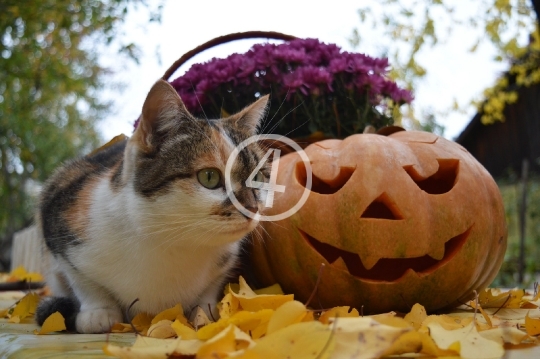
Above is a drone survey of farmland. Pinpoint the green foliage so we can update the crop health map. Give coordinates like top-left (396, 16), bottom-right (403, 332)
top-left (0, 0), bottom-right (159, 268)
top-left (351, 0), bottom-right (536, 127)
top-left (492, 175), bottom-right (540, 287)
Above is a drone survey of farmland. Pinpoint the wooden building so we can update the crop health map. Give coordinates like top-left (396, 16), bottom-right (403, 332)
top-left (455, 82), bottom-right (540, 178)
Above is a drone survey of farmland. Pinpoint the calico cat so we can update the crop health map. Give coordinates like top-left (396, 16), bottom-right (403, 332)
top-left (36, 79), bottom-right (269, 333)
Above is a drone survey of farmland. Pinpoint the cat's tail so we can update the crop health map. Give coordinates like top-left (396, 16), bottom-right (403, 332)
top-left (36, 297), bottom-right (79, 331)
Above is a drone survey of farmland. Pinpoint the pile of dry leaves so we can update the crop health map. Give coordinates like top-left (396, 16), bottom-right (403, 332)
top-left (2, 268), bottom-right (540, 359)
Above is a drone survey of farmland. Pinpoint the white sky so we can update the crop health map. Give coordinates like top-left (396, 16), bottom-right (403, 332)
top-left (98, 0), bottom-right (511, 141)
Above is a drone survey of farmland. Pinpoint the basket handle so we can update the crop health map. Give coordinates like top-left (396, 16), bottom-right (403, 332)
top-left (162, 31), bottom-right (297, 81)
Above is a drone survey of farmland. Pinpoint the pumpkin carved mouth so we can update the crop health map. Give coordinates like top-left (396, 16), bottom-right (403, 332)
top-left (301, 226), bottom-right (472, 282)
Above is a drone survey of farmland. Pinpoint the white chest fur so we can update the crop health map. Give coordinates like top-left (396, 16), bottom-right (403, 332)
top-left (68, 177), bottom-right (241, 315)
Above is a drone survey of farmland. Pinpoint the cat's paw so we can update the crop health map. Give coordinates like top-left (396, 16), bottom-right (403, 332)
top-left (75, 308), bottom-right (122, 333)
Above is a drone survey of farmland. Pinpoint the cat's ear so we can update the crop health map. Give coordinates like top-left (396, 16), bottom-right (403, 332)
top-left (133, 79), bottom-right (190, 152)
top-left (226, 95), bottom-right (269, 135)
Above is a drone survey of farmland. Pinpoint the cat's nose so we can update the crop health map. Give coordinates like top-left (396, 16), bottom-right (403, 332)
top-left (244, 206), bottom-right (258, 214)
top-left (241, 206), bottom-right (259, 220)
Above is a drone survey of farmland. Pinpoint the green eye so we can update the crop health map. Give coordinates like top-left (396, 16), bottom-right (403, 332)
top-left (197, 168), bottom-right (222, 189)
top-left (255, 170), bottom-right (265, 182)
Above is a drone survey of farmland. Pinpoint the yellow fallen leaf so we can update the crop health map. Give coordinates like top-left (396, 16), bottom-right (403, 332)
top-left (468, 300), bottom-right (493, 327)
top-left (483, 307), bottom-right (540, 326)
top-left (192, 306), bottom-right (212, 328)
top-left (266, 300), bottom-right (309, 335)
top-left (420, 314), bottom-right (472, 333)
top-left (104, 336), bottom-right (201, 358)
top-left (246, 321), bottom-right (333, 359)
top-left (404, 303), bottom-right (427, 330)
top-left (382, 329), bottom-right (459, 357)
top-left (505, 289), bottom-right (526, 308)
top-left (480, 326), bottom-right (528, 344)
top-left (147, 319), bottom-right (176, 338)
top-left (103, 336), bottom-right (177, 359)
top-left (9, 266), bottom-right (43, 282)
top-left (171, 319), bottom-right (198, 340)
top-left (133, 312), bottom-right (153, 328)
top-left (253, 283), bottom-right (285, 295)
top-left (197, 324), bottom-right (254, 358)
top-left (10, 292), bottom-right (39, 321)
top-left (418, 331), bottom-right (460, 357)
top-left (0, 308), bottom-right (9, 318)
top-left (151, 304), bottom-right (184, 325)
top-left (329, 317), bottom-right (410, 359)
top-left (382, 330), bottom-right (423, 356)
top-left (231, 276), bottom-right (294, 312)
top-left (112, 312), bottom-right (154, 334)
top-left (525, 312), bottom-right (540, 336)
top-left (9, 315), bottom-right (20, 324)
top-left (478, 288), bottom-right (511, 308)
top-left (428, 321), bottom-right (504, 359)
top-left (318, 306), bottom-right (359, 325)
top-left (34, 311), bottom-right (66, 334)
top-left (111, 323), bottom-right (134, 333)
top-left (219, 292), bottom-right (240, 319)
top-left (197, 309), bottom-right (273, 340)
top-left (372, 315), bottom-right (411, 329)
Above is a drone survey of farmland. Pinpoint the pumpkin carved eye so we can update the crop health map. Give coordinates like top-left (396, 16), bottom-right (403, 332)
top-left (295, 162), bottom-right (355, 194)
top-left (403, 159), bottom-right (459, 195)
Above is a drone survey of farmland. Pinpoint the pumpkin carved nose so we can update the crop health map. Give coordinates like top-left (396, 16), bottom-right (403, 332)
top-left (361, 192), bottom-right (403, 220)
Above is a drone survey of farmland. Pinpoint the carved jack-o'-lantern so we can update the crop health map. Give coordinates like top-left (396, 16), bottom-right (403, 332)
top-left (252, 130), bottom-right (507, 313)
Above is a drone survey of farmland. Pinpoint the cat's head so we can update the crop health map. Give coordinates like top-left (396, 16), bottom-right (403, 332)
top-left (122, 80), bottom-right (269, 245)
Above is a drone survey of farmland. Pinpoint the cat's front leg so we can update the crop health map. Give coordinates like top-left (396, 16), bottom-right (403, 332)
top-left (74, 286), bottom-right (122, 333)
top-left (63, 266), bottom-right (123, 333)
top-left (193, 282), bottom-right (222, 322)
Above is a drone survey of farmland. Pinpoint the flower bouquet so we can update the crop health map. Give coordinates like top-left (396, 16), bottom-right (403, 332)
top-left (167, 33), bottom-right (413, 141)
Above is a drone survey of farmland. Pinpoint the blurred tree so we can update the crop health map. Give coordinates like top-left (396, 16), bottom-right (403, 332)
top-left (0, 0), bottom-right (161, 270)
top-left (351, 0), bottom-right (538, 128)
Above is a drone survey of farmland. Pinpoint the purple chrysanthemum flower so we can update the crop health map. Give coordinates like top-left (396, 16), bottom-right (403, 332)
top-left (166, 38), bottom-right (413, 138)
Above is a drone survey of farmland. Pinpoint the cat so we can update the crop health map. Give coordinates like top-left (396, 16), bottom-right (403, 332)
top-left (36, 79), bottom-right (269, 333)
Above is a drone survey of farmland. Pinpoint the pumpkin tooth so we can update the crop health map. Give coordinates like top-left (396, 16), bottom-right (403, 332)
top-left (331, 256), bottom-right (349, 272)
top-left (427, 245), bottom-right (445, 261)
top-left (358, 253), bottom-right (380, 270)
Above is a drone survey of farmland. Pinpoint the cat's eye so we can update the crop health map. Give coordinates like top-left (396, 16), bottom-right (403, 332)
top-left (249, 170), bottom-right (267, 189)
top-left (255, 170), bottom-right (265, 184)
top-left (197, 168), bottom-right (222, 189)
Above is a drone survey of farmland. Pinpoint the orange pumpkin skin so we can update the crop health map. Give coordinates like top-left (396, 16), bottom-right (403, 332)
top-left (252, 131), bottom-right (507, 314)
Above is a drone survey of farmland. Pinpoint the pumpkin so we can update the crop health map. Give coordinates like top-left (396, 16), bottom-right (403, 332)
top-left (251, 130), bottom-right (507, 313)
